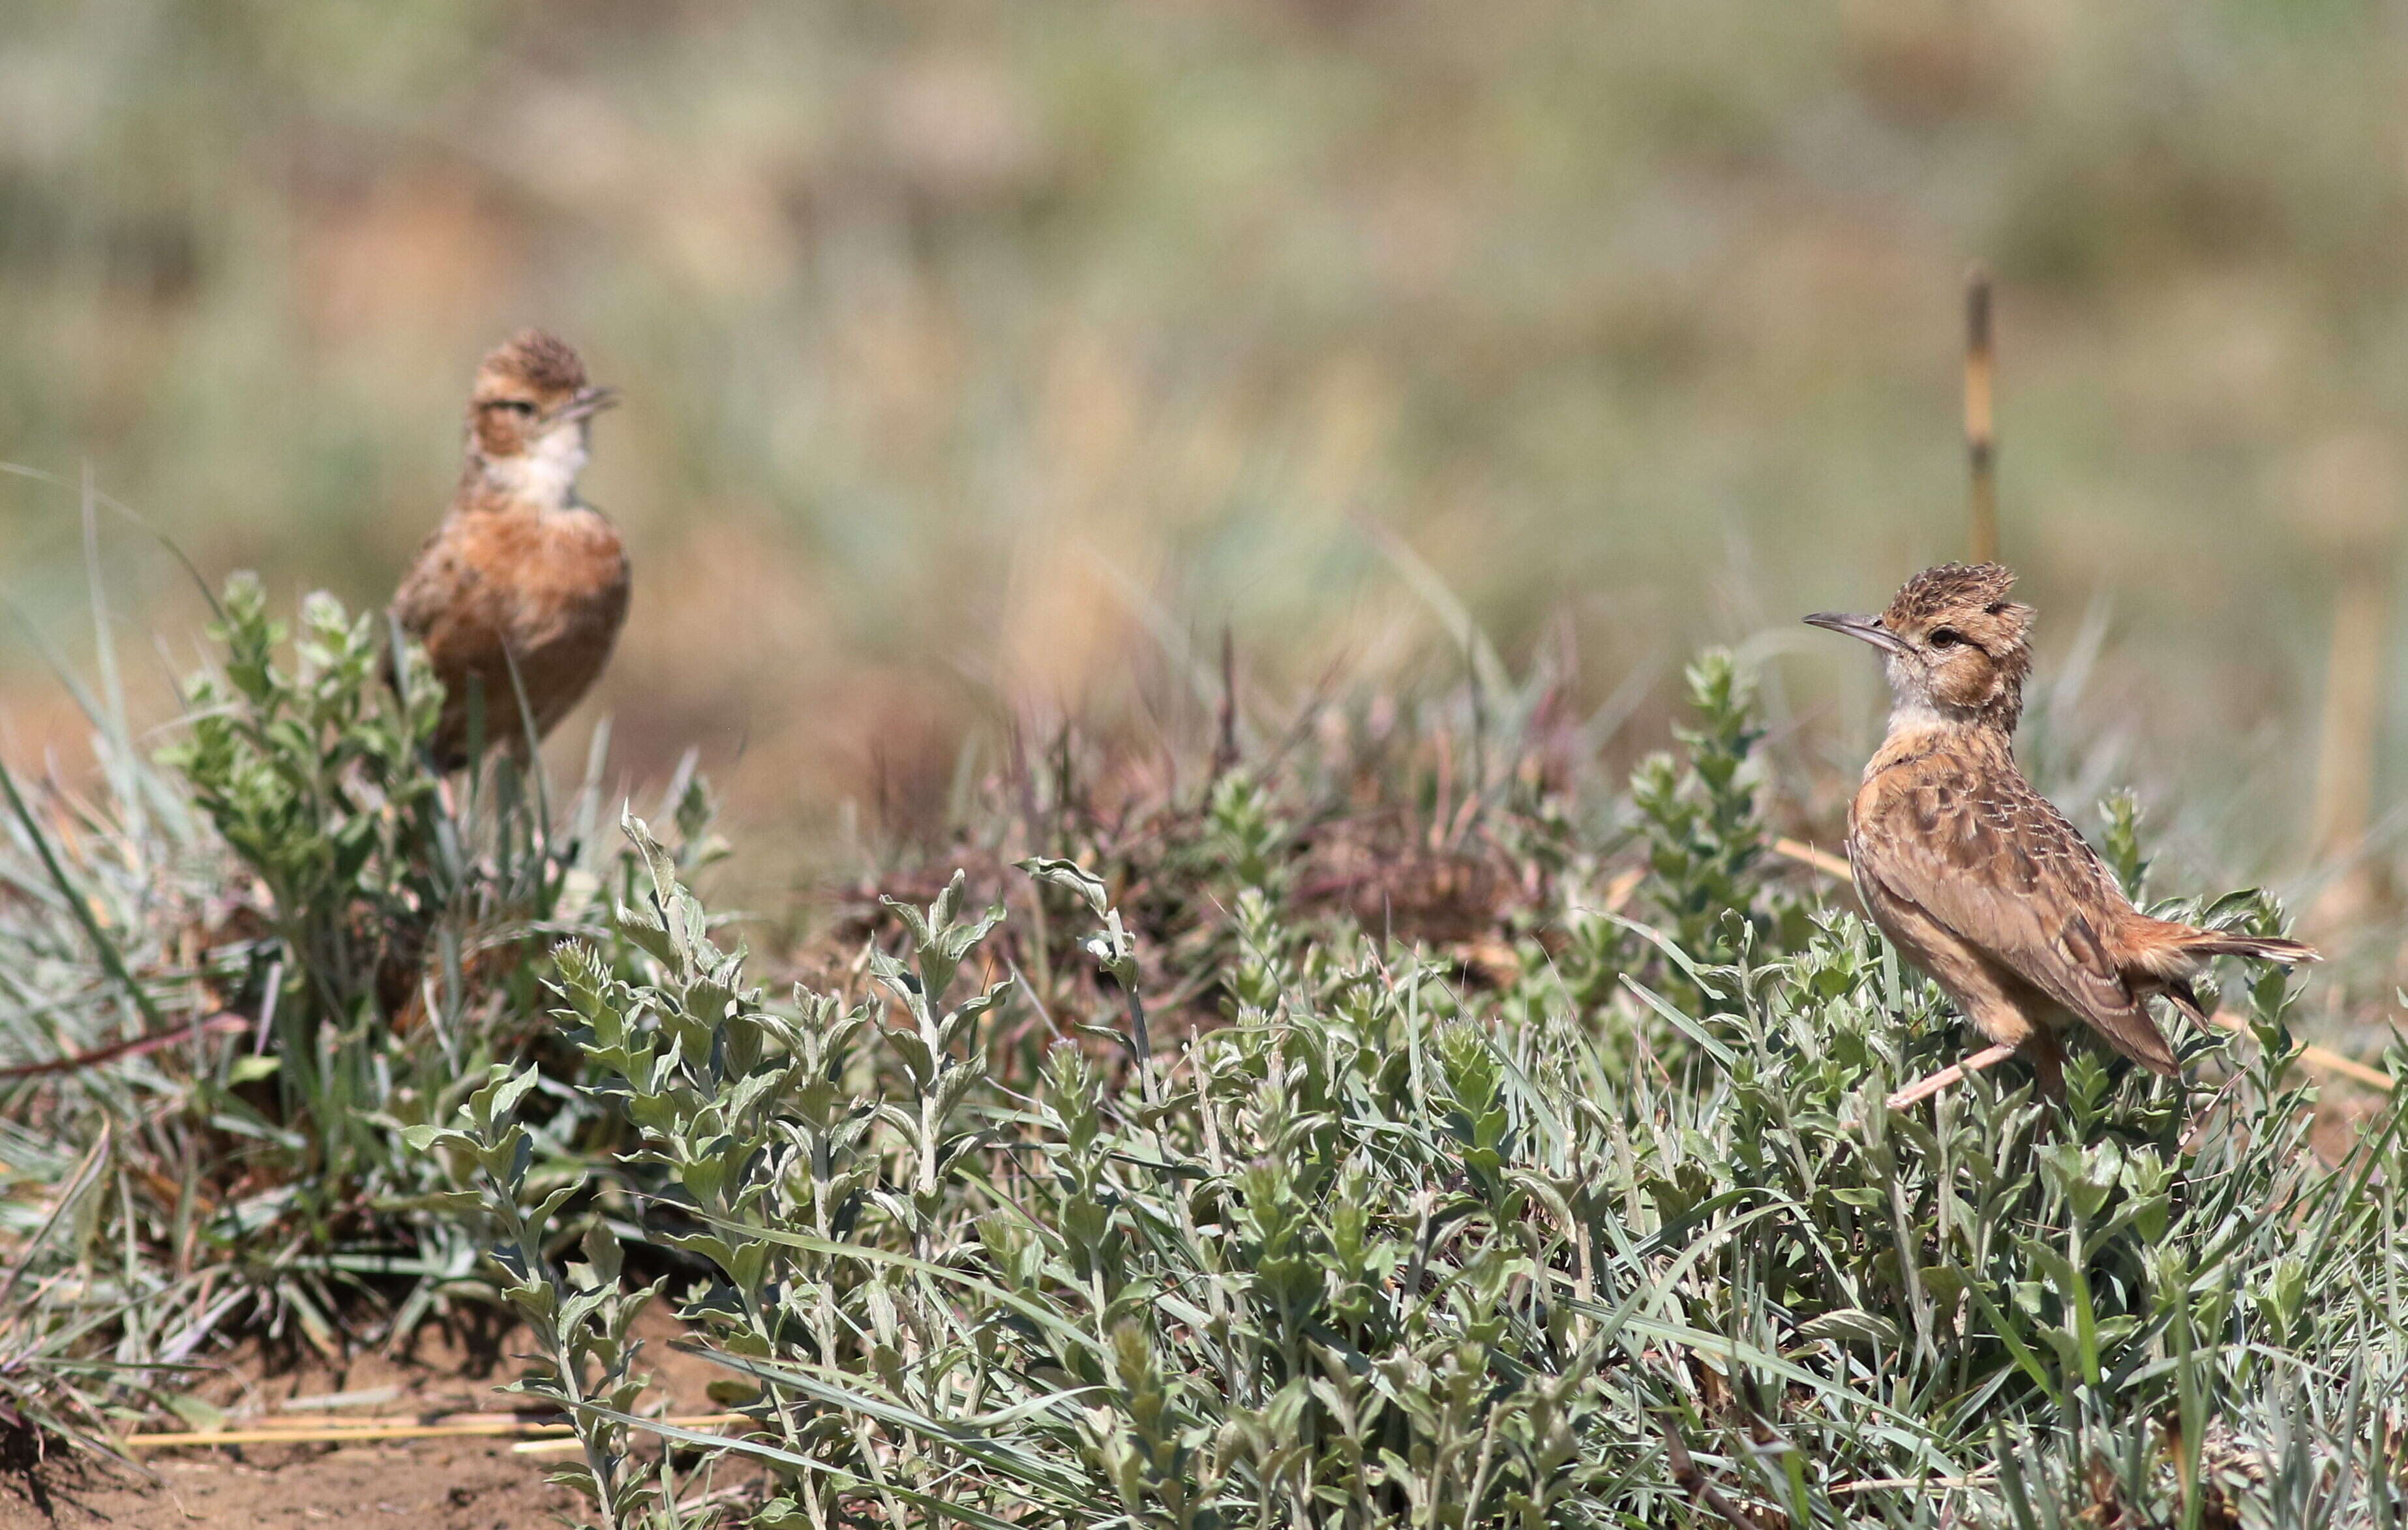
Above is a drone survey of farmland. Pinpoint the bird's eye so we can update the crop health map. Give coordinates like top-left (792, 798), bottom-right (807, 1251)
top-left (1929, 627), bottom-right (1963, 650)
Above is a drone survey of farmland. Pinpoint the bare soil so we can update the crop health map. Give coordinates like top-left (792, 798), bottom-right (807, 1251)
top-left (1, 1438), bottom-right (579, 1529)
top-left (0, 1305), bottom-right (738, 1530)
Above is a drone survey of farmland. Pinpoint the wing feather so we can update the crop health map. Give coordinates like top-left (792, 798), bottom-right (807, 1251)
top-left (1856, 758), bottom-right (2176, 1073)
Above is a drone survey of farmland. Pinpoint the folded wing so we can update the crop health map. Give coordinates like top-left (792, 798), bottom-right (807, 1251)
top-left (1856, 763), bottom-right (2176, 1074)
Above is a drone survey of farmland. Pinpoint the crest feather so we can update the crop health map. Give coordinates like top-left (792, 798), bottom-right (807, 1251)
top-left (1882, 562), bottom-right (2022, 631)
top-left (478, 330), bottom-right (588, 395)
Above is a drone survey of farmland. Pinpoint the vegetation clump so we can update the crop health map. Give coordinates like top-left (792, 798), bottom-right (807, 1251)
top-left (3, 585), bottom-right (2401, 1525)
top-left (415, 653), bottom-right (2406, 1528)
top-left (0, 578), bottom-right (712, 1448)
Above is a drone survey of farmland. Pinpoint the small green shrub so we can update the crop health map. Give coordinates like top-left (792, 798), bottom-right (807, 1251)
top-left (1629, 649), bottom-right (1781, 987)
top-left (409, 1066), bottom-right (712, 1530)
top-left (160, 572), bottom-right (447, 1026)
top-left (2, 573), bottom-right (719, 1370)
top-left (433, 655), bottom-right (2401, 1529)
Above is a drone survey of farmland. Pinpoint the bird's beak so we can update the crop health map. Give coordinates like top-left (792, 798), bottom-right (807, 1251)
top-left (1804, 610), bottom-right (1912, 657)
top-left (556, 385), bottom-right (620, 423)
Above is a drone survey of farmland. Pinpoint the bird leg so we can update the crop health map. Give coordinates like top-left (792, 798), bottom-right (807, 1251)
top-left (1886, 1043), bottom-right (2019, 1111)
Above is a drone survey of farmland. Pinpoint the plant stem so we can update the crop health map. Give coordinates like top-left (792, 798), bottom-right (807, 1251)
top-left (1118, 977), bottom-right (1158, 1106)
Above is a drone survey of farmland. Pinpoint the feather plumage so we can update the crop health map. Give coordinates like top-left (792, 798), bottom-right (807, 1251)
top-left (389, 331), bottom-right (629, 770)
top-left (1811, 563), bottom-right (2317, 1103)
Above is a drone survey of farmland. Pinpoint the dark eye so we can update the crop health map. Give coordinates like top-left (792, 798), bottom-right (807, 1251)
top-left (1929, 627), bottom-right (1963, 650)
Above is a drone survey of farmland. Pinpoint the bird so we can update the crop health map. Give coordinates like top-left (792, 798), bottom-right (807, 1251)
top-left (390, 329), bottom-right (629, 771)
top-left (1805, 562), bottom-right (2316, 1109)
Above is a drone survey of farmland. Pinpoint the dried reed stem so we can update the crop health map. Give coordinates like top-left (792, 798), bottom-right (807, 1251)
top-left (2202, 1008), bottom-right (2392, 1092)
top-left (1773, 836), bottom-right (1852, 881)
top-left (1965, 265), bottom-right (1998, 564)
top-left (0, 1013), bottom-right (247, 1081)
top-left (123, 1413), bottom-right (745, 1450)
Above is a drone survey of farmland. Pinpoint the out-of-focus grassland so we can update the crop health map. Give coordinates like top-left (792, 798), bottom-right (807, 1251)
top-left (5, 1), bottom-right (2408, 910)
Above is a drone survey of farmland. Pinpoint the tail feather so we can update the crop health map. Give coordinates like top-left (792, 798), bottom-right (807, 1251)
top-left (2123, 916), bottom-right (2319, 979)
top-left (2161, 978), bottom-right (2211, 1028)
top-left (2175, 931), bottom-right (2320, 965)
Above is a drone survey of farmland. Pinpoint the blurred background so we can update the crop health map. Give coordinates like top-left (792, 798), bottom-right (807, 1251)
top-left (7, 0), bottom-right (2408, 920)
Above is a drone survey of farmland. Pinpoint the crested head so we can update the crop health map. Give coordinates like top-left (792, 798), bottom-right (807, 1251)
top-left (479, 329), bottom-right (588, 395)
top-left (1806, 561), bottom-right (2037, 732)
top-left (461, 329), bottom-right (617, 505)
top-left (1880, 562), bottom-right (2024, 635)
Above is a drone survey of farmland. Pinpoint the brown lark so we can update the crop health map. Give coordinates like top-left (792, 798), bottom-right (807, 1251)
top-left (391, 330), bottom-right (629, 770)
top-left (1806, 563), bottom-right (2315, 1109)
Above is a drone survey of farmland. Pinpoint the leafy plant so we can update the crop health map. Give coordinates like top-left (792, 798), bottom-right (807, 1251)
top-left (1, 572), bottom-right (718, 1390)
top-left (159, 572), bottom-right (446, 1030)
top-left (1629, 648), bottom-right (1791, 1007)
top-left (140, 575), bottom-right (683, 1343)
top-left (408, 1067), bottom-right (710, 1530)
top-left (8, 559), bottom-right (2400, 1530)
top-left (436, 706), bottom-right (2399, 1526)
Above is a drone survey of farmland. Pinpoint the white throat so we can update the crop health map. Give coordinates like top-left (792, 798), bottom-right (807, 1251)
top-left (1882, 696), bottom-right (1961, 740)
top-left (1880, 651), bottom-right (1992, 738)
top-left (485, 424), bottom-right (588, 509)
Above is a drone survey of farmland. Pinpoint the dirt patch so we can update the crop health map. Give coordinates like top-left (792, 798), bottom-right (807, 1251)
top-left (0, 1304), bottom-right (741, 1529)
top-left (1, 1437), bottom-right (578, 1529)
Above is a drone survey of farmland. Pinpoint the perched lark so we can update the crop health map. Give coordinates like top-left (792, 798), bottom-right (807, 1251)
top-left (391, 330), bottom-right (628, 770)
top-left (1806, 563), bottom-right (2315, 1107)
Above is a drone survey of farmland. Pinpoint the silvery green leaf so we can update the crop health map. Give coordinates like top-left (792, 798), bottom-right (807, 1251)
top-left (1018, 856), bottom-right (1110, 918)
top-left (1791, 1308), bottom-right (1903, 1349)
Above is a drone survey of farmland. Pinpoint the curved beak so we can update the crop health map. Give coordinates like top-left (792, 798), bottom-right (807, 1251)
top-left (556, 384), bottom-right (620, 423)
top-left (1804, 610), bottom-right (1912, 657)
